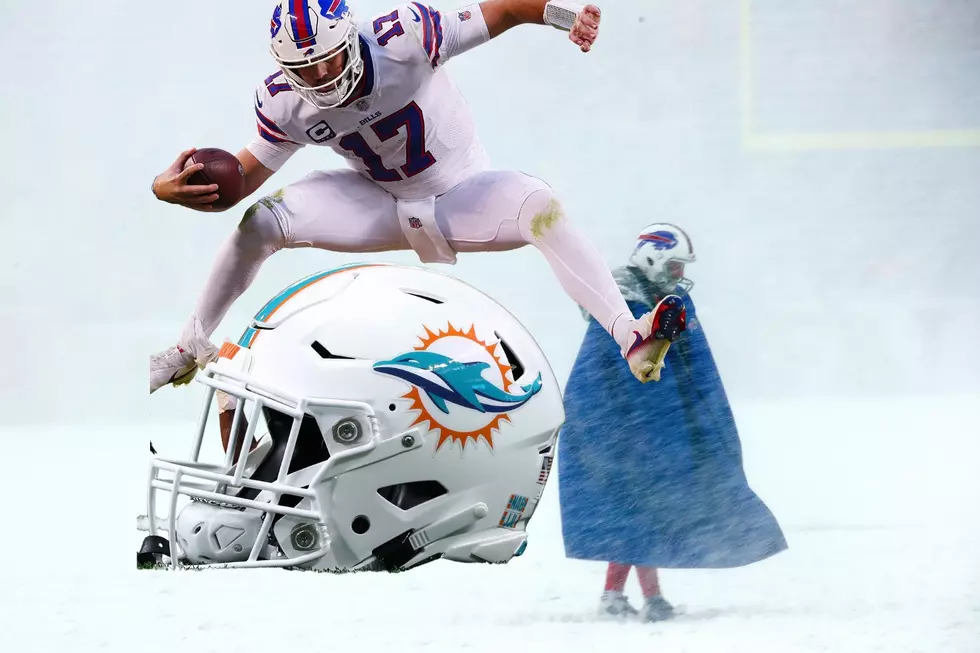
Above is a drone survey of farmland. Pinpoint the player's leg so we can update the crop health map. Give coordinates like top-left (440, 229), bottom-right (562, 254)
top-left (150, 170), bottom-right (404, 393)
top-left (635, 566), bottom-right (675, 622)
top-left (599, 562), bottom-right (639, 617)
top-left (147, 199), bottom-right (287, 394)
top-left (435, 171), bottom-right (686, 383)
top-left (190, 169), bottom-right (406, 339)
top-left (435, 171), bottom-right (633, 334)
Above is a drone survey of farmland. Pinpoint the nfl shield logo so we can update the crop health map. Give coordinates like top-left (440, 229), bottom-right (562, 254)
top-left (458, 10), bottom-right (471, 21)
top-left (355, 99), bottom-right (371, 111)
top-left (408, 217), bottom-right (423, 229)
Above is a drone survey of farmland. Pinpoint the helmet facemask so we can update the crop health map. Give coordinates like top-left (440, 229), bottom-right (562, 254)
top-left (272, 16), bottom-right (363, 110)
top-left (145, 361), bottom-right (388, 570)
top-left (640, 255), bottom-right (694, 294)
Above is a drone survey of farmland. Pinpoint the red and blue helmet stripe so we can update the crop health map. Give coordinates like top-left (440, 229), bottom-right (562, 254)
top-left (288, 0), bottom-right (317, 48)
top-left (286, 0), bottom-right (352, 48)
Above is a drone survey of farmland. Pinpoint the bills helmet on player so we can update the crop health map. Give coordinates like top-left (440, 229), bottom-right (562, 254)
top-left (629, 223), bottom-right (697, 293)
top-left (269, 0), bottom-right (364, 109)
top-left (139, 264), bottom-right (564, 572)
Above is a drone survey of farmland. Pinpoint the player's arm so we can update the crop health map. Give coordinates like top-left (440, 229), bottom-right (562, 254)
top-left (404, 1), bottom-right (598, 68)
top-left (241, 90), bottom-right (305, 193)
top-left (152, 83), bottom-right (302, 212)
top-left (479, 0), bottom-right (600, 51)
top-left (218, 392), bottom-right (251, 465)
top-left (235, 148), bottom-right (277, 199)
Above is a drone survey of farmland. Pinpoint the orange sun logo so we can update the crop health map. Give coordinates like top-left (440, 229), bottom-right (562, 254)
top-left (408, 324), bottom-right (513, 451)
top-left (372, 323), bottom-right (546, 453)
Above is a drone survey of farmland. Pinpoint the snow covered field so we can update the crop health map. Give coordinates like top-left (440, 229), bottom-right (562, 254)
top-left (2, 396), bottom-right (977, 652)
top-left (3, 0), bottom-right (977, 650)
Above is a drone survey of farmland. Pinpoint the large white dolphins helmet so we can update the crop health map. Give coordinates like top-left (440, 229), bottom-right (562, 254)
top-left (629, 223), bottom-right (696, 293)
top-left (269, 0), bottom-right (364, 109)
top-left (141, 263), bottom-right (564, 572)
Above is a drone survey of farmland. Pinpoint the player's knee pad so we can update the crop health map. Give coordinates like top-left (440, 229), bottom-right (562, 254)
top-left (516, 184), bottom-right (568, 246)
top-left (237, 195), bottom-right (289, 251)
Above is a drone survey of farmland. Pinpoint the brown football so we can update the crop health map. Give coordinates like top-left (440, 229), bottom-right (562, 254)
top-left (184, 148), bottom-right (246, 209)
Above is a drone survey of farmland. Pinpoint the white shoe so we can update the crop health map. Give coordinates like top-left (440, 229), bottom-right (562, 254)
top-left (640, 595), bottom-right (676, 622)
top-left (622, 295), bottom-right (687, 383)
top-left (150, 317), bottom-right (218, 394)
top-left (598, 591), bottom-right (639, 618)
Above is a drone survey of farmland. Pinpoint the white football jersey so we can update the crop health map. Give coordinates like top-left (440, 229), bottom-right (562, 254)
top-left (247, 3), bottom-right (492, 200)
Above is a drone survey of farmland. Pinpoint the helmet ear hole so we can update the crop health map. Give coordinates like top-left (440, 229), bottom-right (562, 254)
top-left (494, 333), bottom-right (525, 381)
top-left (351, 516), bottom-right (371, 535)
top-left (646, 256), bottom-right (654, 266)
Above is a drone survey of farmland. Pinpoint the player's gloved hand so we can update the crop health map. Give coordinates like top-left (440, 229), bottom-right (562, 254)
top-left (570, 5), bottom-right (600, 53)
top-left (151, 148), bottom-right (221, 210)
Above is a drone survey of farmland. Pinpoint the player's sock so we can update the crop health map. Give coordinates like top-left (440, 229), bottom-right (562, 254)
top-left (186, 201), bottom-right (286, 339)
top-left (636, 566), bottom-right (661, 599)
top-left (609, 312), bottom-right (636, 351)
top-left (636, 567), bottom-right (675, 621)
top-left (516, 190), bottom-right (633, 345)
top-left (605, 562), bottom-right (631, 593)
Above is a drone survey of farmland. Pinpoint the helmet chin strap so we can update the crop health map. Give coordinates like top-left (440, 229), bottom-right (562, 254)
top-left (301, 77), bottom-right (353, 109)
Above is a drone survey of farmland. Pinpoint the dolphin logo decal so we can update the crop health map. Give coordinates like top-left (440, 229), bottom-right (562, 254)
top-left (373, 351), bottom-right (542, 415)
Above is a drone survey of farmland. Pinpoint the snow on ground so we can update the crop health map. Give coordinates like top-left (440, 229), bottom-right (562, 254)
top-left (2, 396), bottom-right (978, 652)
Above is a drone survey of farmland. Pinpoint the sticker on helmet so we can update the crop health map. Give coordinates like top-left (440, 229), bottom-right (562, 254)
top-left (498, 494), bottom-right (529, 529)
top-left (637, 231), bottom-right (679, 251)
top-left (373, 324), bottom-right (543, 452)
top-left (318, 0), bottom-right (349, 20)
top-left (270, 5), bottom-right (283, 38)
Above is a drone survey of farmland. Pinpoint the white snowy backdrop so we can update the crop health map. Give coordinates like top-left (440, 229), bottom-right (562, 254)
top-left (1, 1), bottom-right (978, 651)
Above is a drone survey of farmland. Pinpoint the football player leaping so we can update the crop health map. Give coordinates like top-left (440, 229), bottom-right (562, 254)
top-left (149, 0), bottom-right (686, 394)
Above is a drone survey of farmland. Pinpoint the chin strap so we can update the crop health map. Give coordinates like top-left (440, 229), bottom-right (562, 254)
top-left (372, 503), bottom-right (490, 570)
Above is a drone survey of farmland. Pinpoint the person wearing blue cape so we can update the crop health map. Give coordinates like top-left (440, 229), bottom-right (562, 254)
top-left (558, 223), bottom-right (788, 622)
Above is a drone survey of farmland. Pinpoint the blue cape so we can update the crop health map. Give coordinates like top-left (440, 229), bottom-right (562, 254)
top-left (558, 286), bottom-right (787, 568)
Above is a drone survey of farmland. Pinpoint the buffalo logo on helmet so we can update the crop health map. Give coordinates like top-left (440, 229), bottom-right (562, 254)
top-left (373, 324), bottom-right (542, 452)
top-left (318, 0), bottom-right (350, 19)
top-left (637, 230), bottom-right (679, 251)
top-left (270, 5), bottom-right (283, 37)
